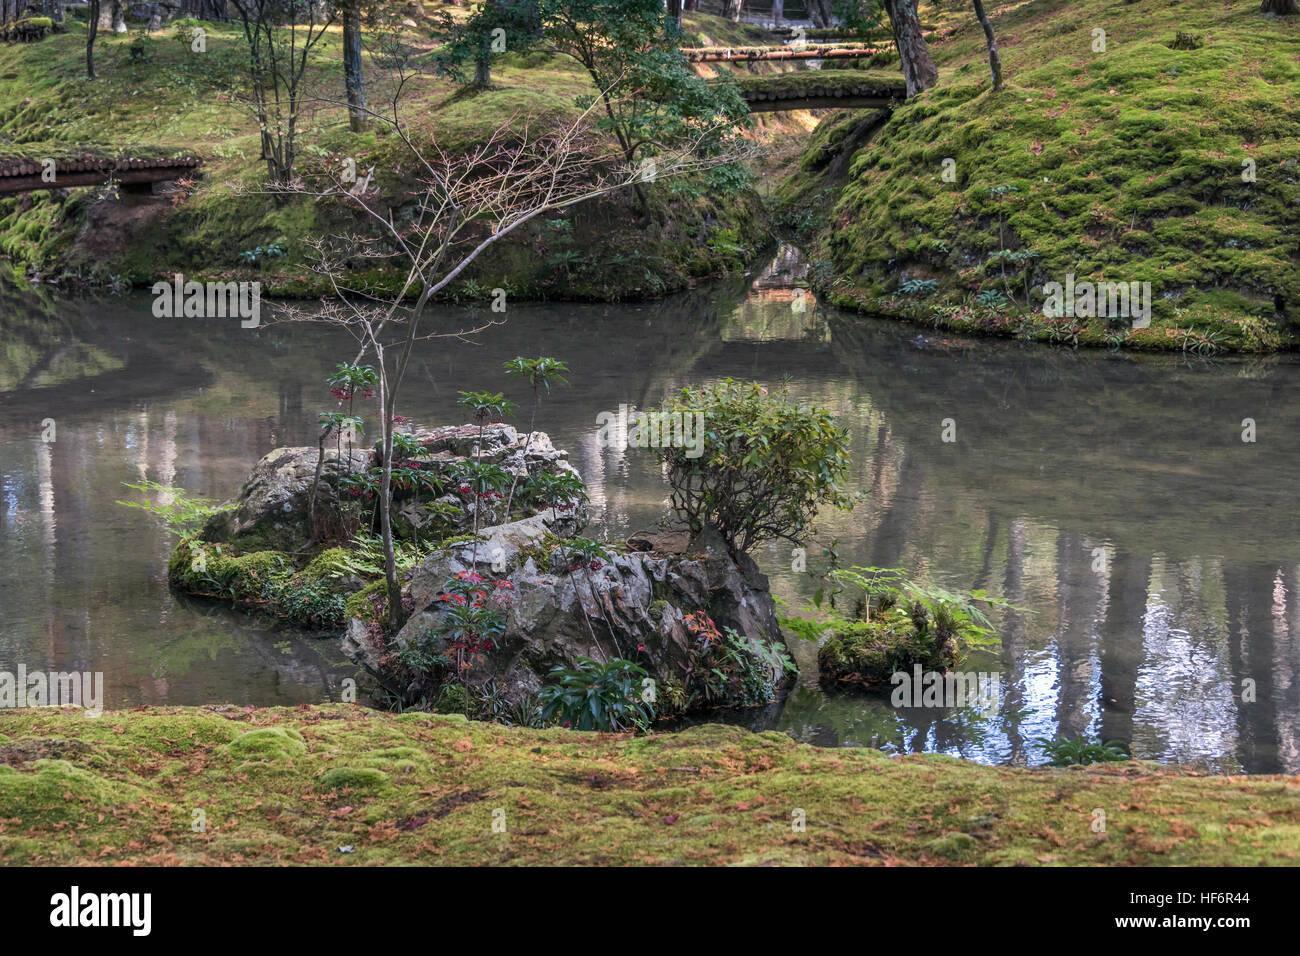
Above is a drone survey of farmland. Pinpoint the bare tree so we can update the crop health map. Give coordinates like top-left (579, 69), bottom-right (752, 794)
top-left (972, 0), bottom-right (1002, 91)
top-left (275, 63), bottom-right (741, 632)
top-left (230, 0), bottom-right (335, 186)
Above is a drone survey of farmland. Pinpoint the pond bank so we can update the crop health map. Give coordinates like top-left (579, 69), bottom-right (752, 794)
top-left (2, 704), bottom-right (1297, 865)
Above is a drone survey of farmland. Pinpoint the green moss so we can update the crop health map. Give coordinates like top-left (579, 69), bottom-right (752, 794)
top-left (816, 610), bottom-right (958, 684)
top-left (302, 547), bottom-right (351, 582)
top-left (0, 759), bottom-right (138, 826)
top-left (316, 767), bottom-right (389, 792)
top-left (925, 831), bottom-right (980, 862)
top-left (167, 539), bottom-right (289, 596)
top-left (0, 705), bottom-right (1297, 864)
top-left (786, 0), bottom-right (1300, 351)
top-left (222, 727), bottom-right (307, 761)
top-left (343, 580), bottom-right (387, 622)
top-left (0, 23), bottom-right (765, 301)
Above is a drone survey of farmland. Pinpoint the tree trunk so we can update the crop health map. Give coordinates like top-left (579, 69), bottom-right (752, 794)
top-left (181, 0), bottom-right (230, 20)
top-left (972, 0), bottom-right (1003, 91)
top-left (86, 0), bottom-right (100, 78)
top-left (1261, 0), bottom-right (1299, 13)
top-left (882, 0), bottom-right (937, 96)
top-left (806, 0), bottom-right (835, 28)
top-left (666, 0), bottom-right (682, 30)
top-left (723, 0), bottom-right (743, 22)
top-left (342, 1), bottom-right (368, 131)
top-left (771, 0), bottom-right (783, 27)
top-left (98, 0), bottom-right (124, 31)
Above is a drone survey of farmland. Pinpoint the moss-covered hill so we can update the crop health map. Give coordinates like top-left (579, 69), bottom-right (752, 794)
top-left (784, 0), bottom-right (1300, 352)
top-left (0, 12), bottom-right (765, 300)
top-left (1, 704), bottom-right (1298, 865)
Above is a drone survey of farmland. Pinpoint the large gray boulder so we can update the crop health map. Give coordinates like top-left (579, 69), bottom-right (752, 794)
top-left (342, 519), bottom-right (791, 714)
top-left (200, 445), bottom-right (371, 552)
top-left (199, 424), bottom-right (582, 553)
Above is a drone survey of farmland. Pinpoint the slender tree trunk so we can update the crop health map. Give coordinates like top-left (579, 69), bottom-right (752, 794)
top-left (1261, 0), bottom-right (1299, 14)
top-left (771, 0), bottom-right (783, 27)
top-left (806, 0), bottom-right (835, 28)
top-left (666, 0), bottom-right (682, 30)
top-left (882, 0), bottom-right (938, 96)
top-left (86, 0), bottom-right (100, 78)
top-left (342, 1), bottom-right (368, 131)
top-left (972, 0), bottom-right (1003, 91)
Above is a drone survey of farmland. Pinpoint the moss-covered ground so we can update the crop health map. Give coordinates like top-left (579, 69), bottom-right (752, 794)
top-left (782, 0), bottom-right (1300, 351)
top-left (0, 12), bottom-right (767, 299)
top-left (0, 704), bottom-right (1297, 865)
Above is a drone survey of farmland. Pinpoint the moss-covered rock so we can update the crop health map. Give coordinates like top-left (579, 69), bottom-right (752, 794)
top-left (167, 540), bottom-right (289, 596)
top-left (816, 609), bottom-right (962, 684)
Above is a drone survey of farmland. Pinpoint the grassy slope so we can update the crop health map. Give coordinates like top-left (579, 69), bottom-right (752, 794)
top-left (1, 705), bottom-right (1298, 865)
top-left (785, 0), bottom-right (1300, 351)
top-left (0, 13), bottom-right (765, 299)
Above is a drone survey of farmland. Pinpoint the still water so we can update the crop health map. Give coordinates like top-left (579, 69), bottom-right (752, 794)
top-left (2, 268), bottom-right (1298, 772)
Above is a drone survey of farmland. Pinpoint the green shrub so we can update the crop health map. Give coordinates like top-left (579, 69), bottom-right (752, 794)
top-left (1035, 737), bottom-right (1130, 766)
top-left (657, 380), bottom-right (852, 554)
top-left (537, 658), bottom-right (653, 732)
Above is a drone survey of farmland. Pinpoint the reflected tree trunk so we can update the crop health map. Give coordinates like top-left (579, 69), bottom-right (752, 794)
top-left (1224, 563), bottom-right (1283, 773)
top-left (1097, 550), bottom-right (1149, 747)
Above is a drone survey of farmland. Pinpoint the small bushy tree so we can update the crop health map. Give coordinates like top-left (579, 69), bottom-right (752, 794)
top-left (657, 380), bottom-right (853, 555)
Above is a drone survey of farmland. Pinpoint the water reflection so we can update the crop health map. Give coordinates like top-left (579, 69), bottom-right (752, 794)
top-left (1, 276), bottom-right (1298, 771)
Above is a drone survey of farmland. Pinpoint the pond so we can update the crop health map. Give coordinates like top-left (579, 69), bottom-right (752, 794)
top-left (2, 265), bottom-right (1298, 773)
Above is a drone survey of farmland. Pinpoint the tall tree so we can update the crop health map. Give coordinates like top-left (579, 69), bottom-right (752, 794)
top-left (341, 0), bottom-right (368, 131)
top-left (86, 0), bottom-right (100, 78)
top-left (972, 0), bottom-right (1003, 91)
top-left (807, 0), bottom-right (835, 27)
top-left (882, 0), bottom-right (936, 96)
top-left (723, 0), bottom-right (743, 21)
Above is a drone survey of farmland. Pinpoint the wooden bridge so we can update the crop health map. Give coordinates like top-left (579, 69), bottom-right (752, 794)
top-left (730, 69), bottom-right (905, 112)
top-left (683, 42), bottom-right (889, 63)
top-left (0, 148), bottom-right (201, 194)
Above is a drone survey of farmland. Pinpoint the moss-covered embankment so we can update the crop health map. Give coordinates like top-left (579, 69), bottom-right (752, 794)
top-left (780, 0), bottom-right (1300, 352)
top-left (0, 14), bottom-right (767, 301)
top-left (1, 704), bottom-right (1297, 865)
